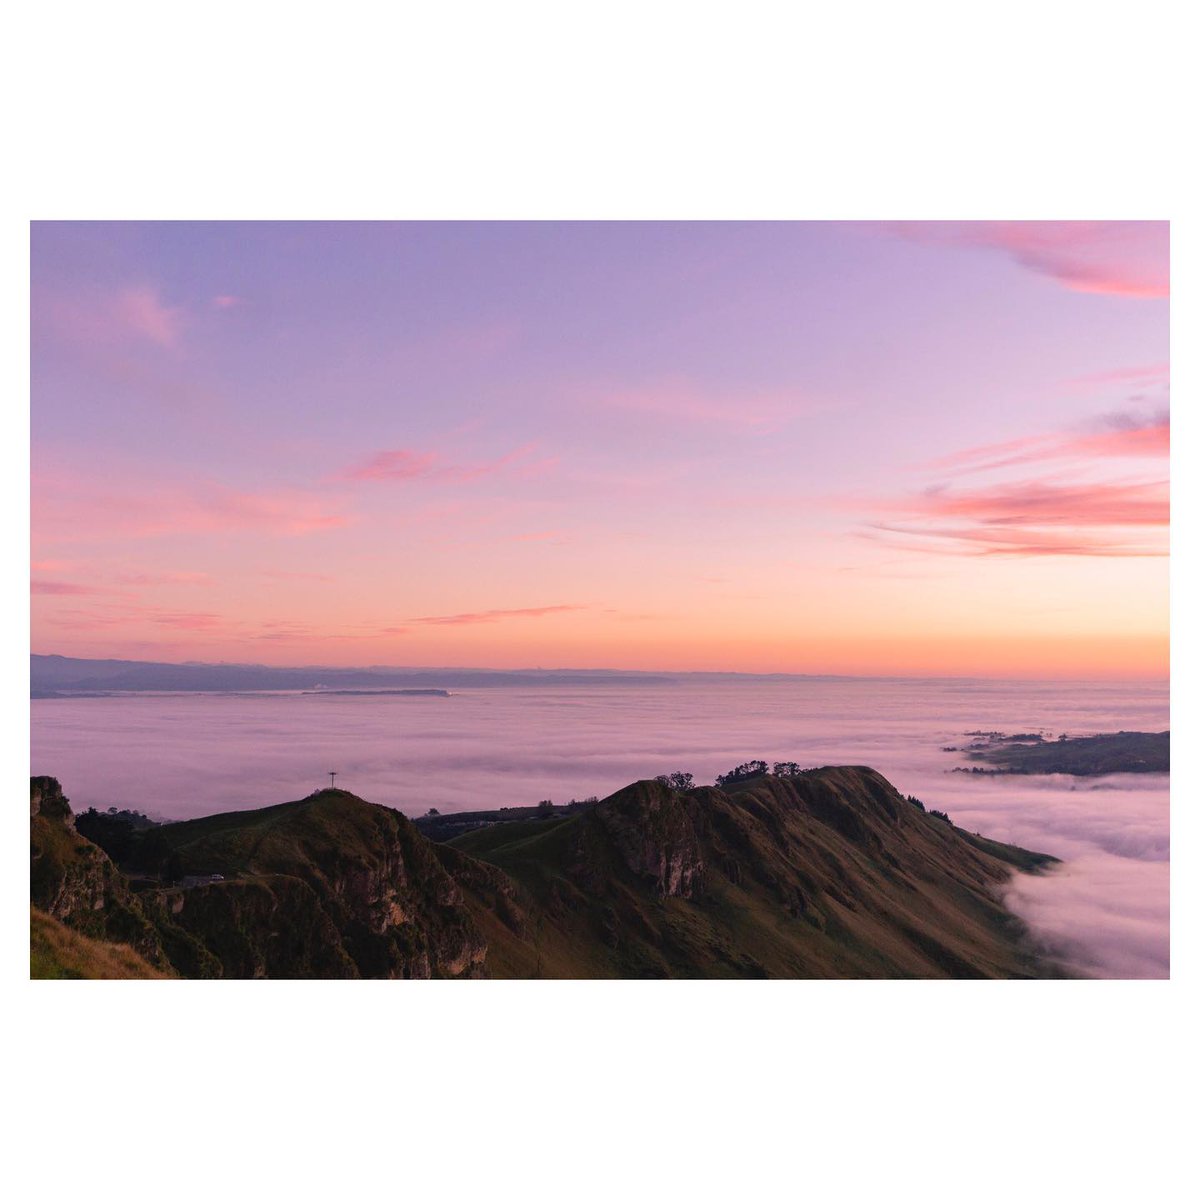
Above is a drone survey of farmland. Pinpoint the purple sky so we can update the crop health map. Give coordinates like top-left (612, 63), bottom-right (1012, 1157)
top-left (31, 221), bottom-right (1169, 677)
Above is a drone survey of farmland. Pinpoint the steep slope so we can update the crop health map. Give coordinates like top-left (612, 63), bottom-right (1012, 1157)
top-left (30, 907), bottom-right (169, 979)
top-left (116, 789), bottom-right (520, 978)
top-left (29, 777), bottom-right (171, 971)
top-left (451, 768), bottom-right (1063, 978)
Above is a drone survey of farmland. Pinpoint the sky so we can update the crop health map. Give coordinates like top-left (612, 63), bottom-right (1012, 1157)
top-left (30, 221), bottom-right (1169, 679)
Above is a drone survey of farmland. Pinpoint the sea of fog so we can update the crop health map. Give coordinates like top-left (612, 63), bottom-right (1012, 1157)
top-left (30, 676), bottom-right (1169, 979)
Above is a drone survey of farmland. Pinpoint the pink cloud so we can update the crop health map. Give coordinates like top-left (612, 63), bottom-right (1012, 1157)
top-left (1065, 363), bottom-right (1169, 390)
top-left (395, 604), bottom-right (586, 628)
top-left (212, 295), bottom-right (242, 309)
top-left (43, 601), bottom-right (227, 633)
top-left (114, 571), bottom-right (213, 587)
top-left (512, 530), bottom-right (567, 543)
top-left (147, 610), bottom-right (226, 631)
top-left (245, 619), bottom-right (320, 640)
top-left (599, 380), bottom-right (815, 429)
top-left (861, 396), bottom-right (1170, 560)
top-left (37, 284), bottom-right (185, 349)
top-left (863, 477), bottom-right (1168, 558)
top-left (32, 580), bottom-right (104, 596)
top-left (884, 221), bottom-right (1168, 298)
top-left (862, 523), bottom-right (1166, 558)
top-left (39, 601), bottom-right (365, 643)
top-left (340, 443), bottom-right (547, 485)
top-left (344, 449), bottom-right (441, 481)
top-left (114, 286), bottom-right (184, 344)
top-left (1068, 417), bottom-right (1169, 460)
top-left (898, 479), bottom-right (1168, 528)
top-left (207, 490), bottom-right (349, 535)
top-left (33, 473), bottom-right (350, 542)
top-left (929, 411), bottom-right (1169, 474)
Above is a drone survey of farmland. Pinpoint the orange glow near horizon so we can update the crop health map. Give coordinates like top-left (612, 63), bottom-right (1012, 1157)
top-left (31, 222), bottom-right (1169, 681)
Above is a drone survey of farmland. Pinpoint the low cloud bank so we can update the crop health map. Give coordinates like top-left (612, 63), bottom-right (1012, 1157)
top-left (1005, 855), bottom-right (1169, 979)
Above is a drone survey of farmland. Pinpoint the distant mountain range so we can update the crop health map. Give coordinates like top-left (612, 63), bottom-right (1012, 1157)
top-left (30, 766), bottom-right (1066, 979)
top-left (30, 653), bottom-right (683, 696)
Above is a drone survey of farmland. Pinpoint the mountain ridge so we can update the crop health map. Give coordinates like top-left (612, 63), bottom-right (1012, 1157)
top-left (29, 767), bottom-right (1065, 979)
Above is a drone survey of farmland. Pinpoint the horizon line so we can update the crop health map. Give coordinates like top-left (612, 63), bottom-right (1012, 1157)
top-left (29, 650), bottom-right (1169, 687)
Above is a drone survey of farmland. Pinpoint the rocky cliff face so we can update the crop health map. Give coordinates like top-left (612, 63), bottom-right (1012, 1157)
top-left (588, 780), bottom-right (707, 898)
top-left (31, 776), bottom-right (73, 823)
top-left (29, 777), bottom-right (168, 968)
top-left (104, 790), bottom-right (500, 979)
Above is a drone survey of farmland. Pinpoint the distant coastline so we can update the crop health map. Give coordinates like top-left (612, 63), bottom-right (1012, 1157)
top-left (29, 652), bottom-right (1168, 698)
top-left (302, 688), bottom-right (451, 697)
top-left (946, 730), bottom-right (1169, 776)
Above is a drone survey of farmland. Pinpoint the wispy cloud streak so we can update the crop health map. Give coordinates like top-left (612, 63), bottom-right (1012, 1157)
top-left (340, 443), bottom-right (549, 484)
top-left (394, 605), bottom-right (586, 628)
top-left (928, 411), bottom-right (1169, 475)
top-left (882, 221), bottom-right (1168, 298)
top-left (38, 284), bottom-right (186, 348)
top-left (33, 474), bottom-right (350, 542)
top-left (860, 399), bottom-right (1169, 558)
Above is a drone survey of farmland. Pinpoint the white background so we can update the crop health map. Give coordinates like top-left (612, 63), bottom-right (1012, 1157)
top-left (2, 3), bottom-right (1194, 1198)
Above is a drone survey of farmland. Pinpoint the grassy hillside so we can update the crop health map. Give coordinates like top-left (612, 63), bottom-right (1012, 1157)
top-left (32, 768), bottom-right (1065, 979)
top-left (30, 907), bottom-right (169, 979)
top-left (449, 769), bottom-right (1063, 979)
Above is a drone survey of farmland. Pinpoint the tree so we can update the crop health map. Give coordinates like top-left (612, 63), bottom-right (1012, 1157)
top-left (424, 807), bottom-right (440, 817)
top-left (715, 761), bottom-right (768, 787)
top-left (772, 762), bottom-right (804, 778)
top-left (655, 772), bottom-right (695, 791)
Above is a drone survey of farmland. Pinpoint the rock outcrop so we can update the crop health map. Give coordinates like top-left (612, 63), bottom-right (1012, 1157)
top-left (588, 780), bottom-right (707, 898)
top-left (29, 777), bottom-right (168, 969)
